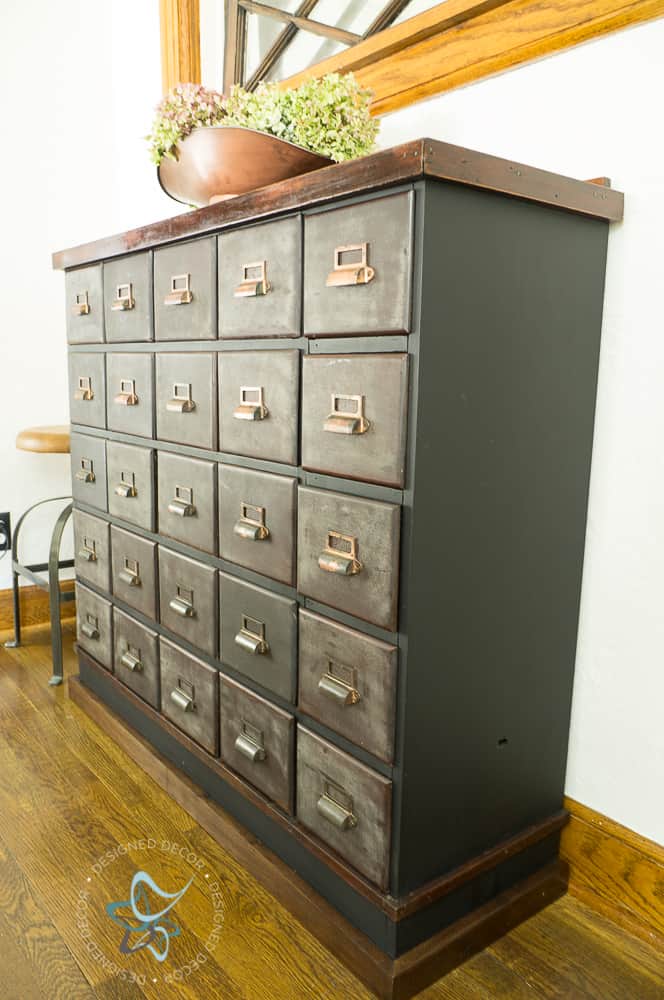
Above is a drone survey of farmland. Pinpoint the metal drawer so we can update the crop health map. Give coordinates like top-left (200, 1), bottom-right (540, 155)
top-left (160, 637), bottom-right (219, 755)
top-left (218, 216), bottom-right (301, 339)
top-left (219, 572), bottom-right (297, 702)
top-left (106, 441), bottom-right (155, 531)
top-left (218, 350), bottom-right (299, 465)
top-left (155, 353), bottom-right (217, 450)
top-left (301, 354), bottom-right (408, 487)
top-left (297, 487), bottom-right (400, 631)
top-left (220, 675), bottom-right (295, 813)
top-left (75, 582), bottom-right (112, 669)
top-left (218, 465), bottom-right (296, 585)
top-left (298, 610), bottom-right (397, 764)
top-left (296, 726), bottom-right (392, 889)
top-left (154, 237), bottom-right (216, 341)
top-left (157, 451), bottom-right (216, 555)
top-left (113, 607), bottom-right (159, 709)
top-left (106, 353), bottom-right (154, 438)
top-left (303, 191), bottom-right (413, 337)
top-left (68, 353), bottom-right (106, 429)
top-left (73, 510), bottom-right (111, 592)
top-left (104, 252), bottom-right (153, 342)
top-left (110, 525), bottom-right (157, 619)
top-left (71, 433), bottom-right (107, 512)
top-left (66, 264), bottom-right (104, 344)
top-left (158, 546), bottom-right (218, 656)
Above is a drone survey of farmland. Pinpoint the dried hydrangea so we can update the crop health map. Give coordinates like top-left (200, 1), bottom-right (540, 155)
top-left (147, 73), bottom-right (378, 166)
top-left (147, 83), bottom-right (226, 165)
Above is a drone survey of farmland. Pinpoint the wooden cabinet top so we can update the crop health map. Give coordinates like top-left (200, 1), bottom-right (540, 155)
top-left (52, 138), bottom-right (623, 271)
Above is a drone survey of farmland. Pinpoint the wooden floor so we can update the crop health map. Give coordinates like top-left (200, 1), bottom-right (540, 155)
top-left (0, 624), bottom-right (662, 1000)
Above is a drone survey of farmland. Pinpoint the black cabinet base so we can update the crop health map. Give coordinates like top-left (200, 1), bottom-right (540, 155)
top-left (71, 656), bottom-right (568, 997)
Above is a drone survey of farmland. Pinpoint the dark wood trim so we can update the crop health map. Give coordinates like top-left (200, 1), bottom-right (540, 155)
top-left (0, 581), bottom-right (75, 633)
top-left (239, 0), bottom-right (361, 45)
top-left (561, 796), bottom-right (664, 949)
top-left (69, 672), bottom-right (568, 999)
top-left (244, 0), bottom-right (319, 91)
top-left (52, 139), bottom-right (623, 270)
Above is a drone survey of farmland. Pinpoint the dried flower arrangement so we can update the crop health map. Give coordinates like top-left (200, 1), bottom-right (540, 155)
top-left (147, 73), bottom-right (378, 167)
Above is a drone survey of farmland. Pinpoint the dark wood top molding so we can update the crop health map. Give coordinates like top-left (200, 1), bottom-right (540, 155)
top-left (52, 138), bottom-right (623, 270)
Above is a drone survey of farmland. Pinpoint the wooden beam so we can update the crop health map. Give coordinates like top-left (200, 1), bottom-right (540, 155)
top-left (245, 0), bottom-right (320, 91)
top-left (159, 0), bottom-right (201, 93)
top-left (282, 0), bottom-right (664, 114)
top-left (239, 0), bottom-right (361, 45)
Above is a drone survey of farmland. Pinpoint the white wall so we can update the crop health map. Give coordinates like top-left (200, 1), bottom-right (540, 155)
top-left (379, 20), bottom-right (664, 846)
top-left (0, 0), bottom-right (182, 591)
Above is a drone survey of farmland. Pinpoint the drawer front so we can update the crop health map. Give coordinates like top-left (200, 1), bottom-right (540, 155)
top-left (66, 264), bottom-right (104, 344)
top-left (76, 582), bottom-right (113, 669)
top-left (297, 487), bottom-right (400, 631)
top-left (157, 451), bottom-right (216, 554)
top-left (298, 610), bottom-right (397, 763)
top-left (104, 252), bottom-right (153, 342)
top-left (107, 441), bottom-right (155, 531)
top-left (303, 191), bottom-right (413, 337)
top-left (106, 353), bottom-right (155, 438)
top-left (110, 526), bottom-right (157, 619)
top-left (71, 433), bottom-right (107, 512)
top-left (158, 547), bottom-right (218, 656)
top-left (218, 216), bottom-right (301, 339)
top-left (160, 637), bottom-right (219, 755)
top-left (112, 607), bottom-right (159, 709)
top-left (155, 353), bottom-right (217, 450)
top-left (220, 676), bottom-right (295, 813)
top-left (296, 726), bottom-right (392, 889)
top-left (154, 237), bottom-right (216, 341)
top-left (219, 572), bottom-right (297, 702)
top-left (218, 465), bottom-right (296, 585)
top-left (68, 353), bottom-right (106, 429)
top-left (218, 350), bottom-right (299, 466)
top-left (73, 510), bottom-right (111, 592)
top-left (301, 354), bottom-right (408, 487)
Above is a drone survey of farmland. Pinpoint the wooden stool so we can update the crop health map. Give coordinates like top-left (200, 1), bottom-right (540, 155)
top-left (5, 426), bottom-right (74, 685)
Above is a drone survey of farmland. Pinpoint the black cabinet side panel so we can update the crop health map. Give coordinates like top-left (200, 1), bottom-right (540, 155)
top-left (395, 181), bottom-right (609, 894)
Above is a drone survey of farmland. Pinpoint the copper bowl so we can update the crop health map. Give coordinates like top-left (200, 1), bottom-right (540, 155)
top-left (158, 126), bottom-right (334, 207)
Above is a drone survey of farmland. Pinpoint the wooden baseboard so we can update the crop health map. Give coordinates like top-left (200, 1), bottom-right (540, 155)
top-left (561, 796), bottom-right (664, 950)
top-left (69, 674), bottom-right (568, 999)
top-left (0, 582), bottom-right (75, 633)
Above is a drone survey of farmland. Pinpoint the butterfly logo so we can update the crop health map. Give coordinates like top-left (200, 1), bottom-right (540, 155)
top-left (106, 870), bottom-right (193, 963)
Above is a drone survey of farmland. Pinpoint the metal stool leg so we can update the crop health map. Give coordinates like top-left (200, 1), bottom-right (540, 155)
top-left (5, 567), bottom-right (22, 648)
top-left (47, 502), bottom-right (73, 686)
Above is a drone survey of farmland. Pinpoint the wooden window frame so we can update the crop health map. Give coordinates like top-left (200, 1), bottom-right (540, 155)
top-left (160, 0), bottom-right (664, 113)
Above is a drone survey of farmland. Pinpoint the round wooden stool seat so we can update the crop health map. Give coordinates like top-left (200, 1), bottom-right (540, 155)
top-left (16, 425), bottom-right (70, 454)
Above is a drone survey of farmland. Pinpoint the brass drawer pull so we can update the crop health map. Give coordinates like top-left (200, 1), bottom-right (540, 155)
top-left (73, 291), bottom-right (90, 316)
top-left (234, 260), bottom-right (271, 298)
top-left (164, 273), bottom-right (193, 306)
top-left (318, 531), bottom-right (363, 576)
top-left (75, 458), bottom-right (95, 483)
top-left (234, 721), bottom-right (267, 763)
top-left (114, 471), bottom-right (137, 498)
top-left (234, 503), bottom-right (269, 541)
top-left (78, 538), bottom-right (97, 563)
top-left (167, 382), bottom-right (196, 413)
top-left (233, 386), bottom-right (268, 422)
top-left (120, 647), bottom-right (143, 672)
top-left (170, 685), bottom-right (194, 712)
top-left (111, 282), bottom-right (135, 311)
top-left (80, 615), bottom-right (100, 640)
top-left (74, 376), bottom-right (94, 402)
top-left (234, 615), bottom-right (269, 655)
top-left (317, 788), bottom-right (357, 831)
top-left (114, 378), bottom-right (138, 406)
top-left (169, 585), bottom-right (195, 618)
top-left (326, 243), bottom-right (374, 287)
top-left (324, 393), bottom-right (369, 436)
top-left (167, 485), bottom-right (196, 518)
top-left (118, 557), bottom-right (140, 587)
top-left (319, 673), bottom-right (360, 707)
